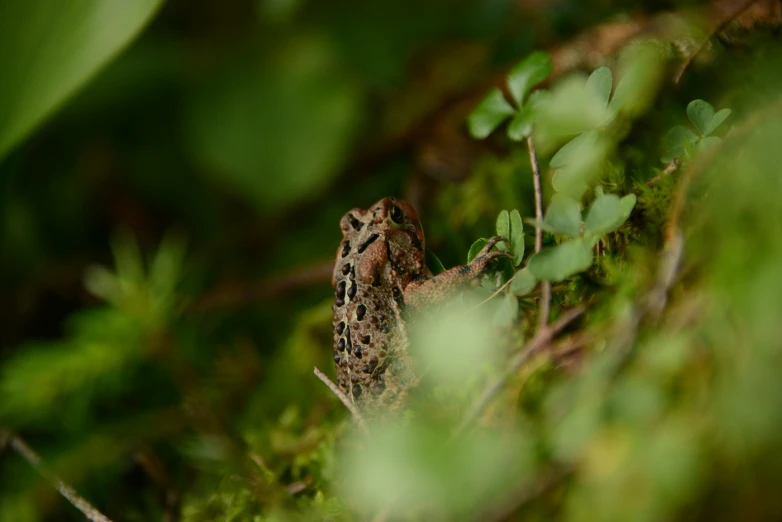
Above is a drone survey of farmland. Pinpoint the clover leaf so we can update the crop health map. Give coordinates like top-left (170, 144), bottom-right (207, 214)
top-left (527, 238), bottom-right (593, 282)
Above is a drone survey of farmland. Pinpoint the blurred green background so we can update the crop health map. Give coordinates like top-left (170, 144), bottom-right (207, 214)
top-left (4, 0), bottom-right (782, 521)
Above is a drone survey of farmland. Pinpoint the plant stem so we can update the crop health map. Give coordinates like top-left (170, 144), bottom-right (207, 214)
top-left (314, 367), bottom-right (369, 433)
top-left (527, 136), bottom-right (551, 327)
top-left (4, 432), bottom-right (114, 522)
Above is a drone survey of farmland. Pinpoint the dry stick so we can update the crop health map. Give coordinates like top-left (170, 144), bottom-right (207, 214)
top-left (455, 305), bottom-right (586, 435)
top-left (527, 137), bottom-right (551, 328)
top-left (644, 158), bottom-right (681, 188)
top-left (313, 367), bottom-right (369, 434)
top-left (674, 0), bottom-right (762, 83)
top-left (4, 433), bottom-right (114, 522)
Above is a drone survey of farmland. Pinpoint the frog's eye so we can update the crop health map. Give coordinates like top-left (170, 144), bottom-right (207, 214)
top-left (390, 205), bottom-right (403, 224)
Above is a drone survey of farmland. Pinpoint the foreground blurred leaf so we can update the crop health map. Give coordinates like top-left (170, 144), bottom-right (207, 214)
top-left (0, 0), bottom-right (164, 161)
top-left (186, 36), bottom-right (363, 212)
top-left (544, 194), bottom-right (582, 237)
top-left (510, 267), bottom-right (537, 296)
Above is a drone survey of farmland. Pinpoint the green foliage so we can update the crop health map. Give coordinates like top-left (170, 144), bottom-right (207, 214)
top-left (3, 2), bottom-right (782, 521)
top-left (185, 37), bottom-right (364, 212)
top-left (0, 0), bottom-right (164, 161)
top-left (467, 52), bottom-right (553, 140)
top-left (662, 99), bottom-right (732, 162)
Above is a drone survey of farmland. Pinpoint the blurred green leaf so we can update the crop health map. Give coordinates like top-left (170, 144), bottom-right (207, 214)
top-left (536, 75), bottom-right (610, 144)
top-left (467, 88), bottom-right (515, 139)
top-left (507, 51), bottom-right (552, 107)
top-left (0, 0), bottom-right (164, 161)
top-left (709, 108), bottom-right (732, 135)
top-left (687, 99), bottom-right (732, 138)
top-left (584, 193), bottom-right (636, 237)
top-left (698, 135), bottom-right (722, 153)
top-left (467, 238), bottom-right (489, 263)
top-left (510, 267), bottom-right (537, 296)
top-left (550, 130), bottom-right (598, 168)
top-left (586, 66), bottom-right (613, 109)
top-left (507, 106), bottom-right (534, 142)
top-left (608, 41), bottom-right (664, 118)
top-left (186, 37), bottom-right (363, 212)
top-left (507, 90), bottom-right (548, 141)
top-left (493, 292), bottom-right (519, 327)
top-left (687, 99), bottom-right (715, 137)
top-left (510, 209), bottom-right (525, 265)
top-left (544, 194), bottom-right (582, 237)
top-left (662, 125), bottom-right (699, 162)
top-left (527, 238), bottom-right (593, 282)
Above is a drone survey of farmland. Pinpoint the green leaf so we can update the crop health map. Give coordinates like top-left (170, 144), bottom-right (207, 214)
top-left (697, 136), bottom-right (722, 154)
top-left (0, 0), bottom-right (165, 161)
top-left (507, 51), bottom-right (553, 107)
top-left (510, 268), bottom-right (537, 296)
top-left (507, 90), bottom-right (548, 141)
top-left (527, 239), bottom-right (594, 282)
top-left (467, 88), bottom-right (515, 139)
top-left (507, 106), bottom-right (534, 141)
top-left (619, 194), bottom-right (637, 220)
top-left (510, 210), bottom-right (525, 265)
top-left (607, 42), bottom-right (664, 118)
top-left (584, 193), bottom-right (636, 237)
top-left (496, 210), bottom-right (510, 248)
top-left (708, 108), bottom-right (732, 135)
top-left (661, 125), bottom-right (699, 162)
top-left (687, 99), bottom-right (716, 137)
top-left (550, 130), bottom-right (598, 168)
top-left (493, 293), bottom-right (519, 327)
top-left (467, 238), bottom-right (489, 263)
top-left (544, 194), bottom-right (582, 237)
top-left (427, 250), bottom-right (446, 275)
top-left (535, 76), bottom-right (610, 147)
top-left (586, 66), bottom-right (612, 109)
top-left (187, 38), bottom-right (362, 212)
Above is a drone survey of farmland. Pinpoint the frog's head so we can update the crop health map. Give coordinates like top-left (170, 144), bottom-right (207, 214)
top-left (370, 197), bottom-right (424, 249)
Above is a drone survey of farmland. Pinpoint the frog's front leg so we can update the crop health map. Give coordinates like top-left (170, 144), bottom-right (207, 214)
top-left (403, 236), bottom-right (512, 309)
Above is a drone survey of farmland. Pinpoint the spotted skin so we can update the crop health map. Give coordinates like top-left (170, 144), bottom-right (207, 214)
top-left (331, 197), bottom-right (511, 412)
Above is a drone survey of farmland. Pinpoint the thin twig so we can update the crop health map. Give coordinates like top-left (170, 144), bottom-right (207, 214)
top-left (643, 158), bottom-right (681, 189)
top-left (469, 277), bottom-right (514, 311)
top-left (527, 136), bottom-right (551, 327)
top-left (456, 306), bottom-right (586, 435)
top-left (5, 432), bottom-right (114, 522)
top-left (314, 367), bottom-right (369, 433)
top-left (674, 0), bottom-right (762, 83)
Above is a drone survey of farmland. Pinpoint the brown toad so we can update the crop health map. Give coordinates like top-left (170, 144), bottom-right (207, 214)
top-left (331, 197), bottom-right (511, 412)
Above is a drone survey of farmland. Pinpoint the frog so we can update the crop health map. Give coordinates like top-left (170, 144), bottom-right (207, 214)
top-left (331, 197), bottom-right (512, 413)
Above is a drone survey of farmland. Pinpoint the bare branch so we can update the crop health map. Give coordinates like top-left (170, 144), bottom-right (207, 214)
top-left (5, 432), bottom-right (114, 522)
top-left (674, 0), bottom-right (762, 83)
top-left (314, 367), bottom-right (369, 433)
